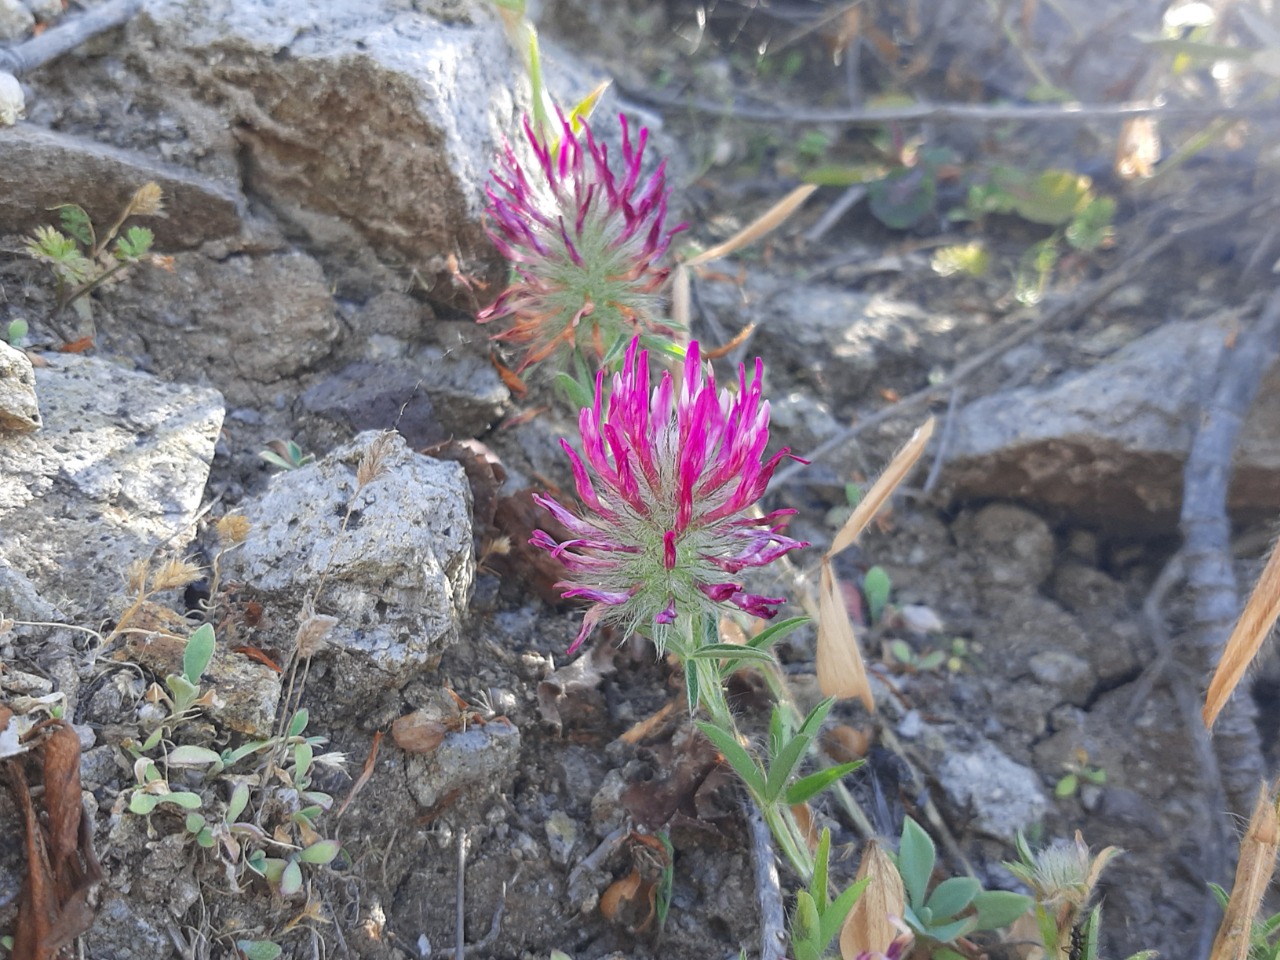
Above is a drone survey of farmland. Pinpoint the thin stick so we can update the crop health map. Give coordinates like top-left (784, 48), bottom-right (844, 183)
top-left (620, 82), bottom-right (1276, 128)
top-left (770, 195), bottom-right (1275, 488)
top-left (922, 387), bottom-right (962, 495)
top-left (747, 798), bottom-right (788, 960)
top-left (0, 0), bottom-right (143, 76)
top-left (455, 828), bottom-right (469, 960)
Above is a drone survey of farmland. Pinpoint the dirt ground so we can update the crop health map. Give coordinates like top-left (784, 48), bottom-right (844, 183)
top-left (4, 1), bottom-right (1280, 959)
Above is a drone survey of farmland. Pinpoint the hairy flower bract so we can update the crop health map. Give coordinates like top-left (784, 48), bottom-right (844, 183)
top-left (478, 112), bottom-right (684, 372)
top-left (532, 337), bottom-right (807, 653)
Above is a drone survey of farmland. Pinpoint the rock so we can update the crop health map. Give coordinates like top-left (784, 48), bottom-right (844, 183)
top-left (0, 70), bottom-right (22, 125)
top-left (23, 0), bottom-right (62, 20)
top-left (0, 354), bottom-right (223, 618)
top-left (129, 0), bottom-right (523, 304)
top-left (1028, 650), bottom-right (1094, 706)
top-left (0, 0), bottom-right (32, 40)
top-left (952, 503), bottom-right (1056, 590)
top-left (104, 250), bottom-right (341, 406)
top-left (936, 740), bottom-right (1047, 842)
top-left (940, 318), bottom-right (1280, 530)
top-left (301, 361), bottom-right (445, 449)
top-left (404, 718), bottom-right (520, 811)
top-left (0, 125), bottom-right (245, 248)
top-left (0, 340), bottom-right (39, 433)
top-left (224, 431), bottom-right (474, 719)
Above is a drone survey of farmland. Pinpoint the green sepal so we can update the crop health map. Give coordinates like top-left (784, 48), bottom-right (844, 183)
top-left (897, 817), bottom-right (936, 908)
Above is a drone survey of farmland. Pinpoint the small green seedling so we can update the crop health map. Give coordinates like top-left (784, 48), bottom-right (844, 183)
top-left (3, 318), bottom-right (28, 348)
top-left (863, 565), bottom-right (892, 624)
top-left (24, 182), bottom-right (166, 332)
top-left (259, 439), bottom-right (315, 471)
top-left (896, 817), bottom-right (1032, 959)
top-left (1054, 751), bottom-right (1107, 800)
top-left (790, 829), bottom-right (871, 960)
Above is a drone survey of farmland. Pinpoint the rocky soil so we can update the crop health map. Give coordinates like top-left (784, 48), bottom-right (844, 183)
top-left (2, 1), bottom-right (1279, 959)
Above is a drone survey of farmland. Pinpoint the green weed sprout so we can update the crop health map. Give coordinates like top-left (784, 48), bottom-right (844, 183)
top-left (896, 817), bottom-right (1032, 958)
top-left (24, 181), bottom-right (168, 335)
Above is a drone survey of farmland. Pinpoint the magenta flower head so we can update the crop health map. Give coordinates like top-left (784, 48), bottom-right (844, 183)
top-left (478, 112), bottom-right (685, 372)
top-left (531, 337), bottom-right (808, 655)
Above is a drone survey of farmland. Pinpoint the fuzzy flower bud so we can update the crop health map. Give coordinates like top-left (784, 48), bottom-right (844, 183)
top-left (478, 112), bottom-right (685, 372)
top-left (532, 337), bottom-right (807, 654)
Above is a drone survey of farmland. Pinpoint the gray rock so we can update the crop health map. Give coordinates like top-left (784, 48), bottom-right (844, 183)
top-left (225, 431), bottom-right (474, 717)
top-left (104, 250), bottom-right (341, 406)
top-left (0, 355), bottom-right (223, 618)
top-left (941, 319), bottom-right (1280, 529)
top-left (0, 0), bottom-right (32, 40)
top-left (132, 0), bottom-right (524, 305)
top-left (0, 70), bottom-right (22, 125)
top-left (301, 360), bottom-right (445, 449)
top-left (0, 125), bottom-right (245, 248)
top-left (952, 503), bottom-right (1056, 590)
top-left (937, 740), bottom-right (1047, 841)
top-left (405, 718), bottom-right (520, 811)
top-left (23, 0), bottom-right (63, 20)
top-left (0, 340), bottom-right (39, 433)
top-left (1028, 650), bottom-right (1094, 705)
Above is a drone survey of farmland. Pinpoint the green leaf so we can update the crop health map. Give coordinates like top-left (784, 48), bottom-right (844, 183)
top-left (236, 940), bottom-right (283, 960)
top-left (989, 168), bottom-right (1092, 226)
top-left (863, 566), bottom-right (892, 623)
top-left (797, 697), bottom-right (836, 740)
top-left (1081, 904), bottom-right (1101, 960)
top-left (785, 762), bottom-right (863, 806)
top-left (167, 744), bottom-right (222, 766)
top-left (289, 708), bottom-right (310, 737)
top-left (129, 792), bottom-right (161, 815)
top-left (745, 616), bottom-right (810, 654)
top-left (1055, 773), bottom-right (1079, 798)
top-left (140, 727), bottom-right (165, 751)
top-left (1066, 196), bottom-right (1115, 252)
top-left (165, 791), bottom-right (204, 810)
top-left (293, 742), bottom-right (313, 776)
top-left (818, 875), bottom-right (871, 949)
top-left (764, 731), bottom-right (813, 803)
top-left (916, 650), bottom-right (946, 672)
top-left (246, 850), bottom-right (268, 875)
top-left (922, 914), bottom-right (977, 944)
top-left (694, 721), bottom-right (765, 797)
top-left (55, 204), bottom-right (94, 247)
top-left (298, 839), bottom-right (341, 865)
top-left (868, 165), bottom-right (937, 230)
top-left (184, 624), bottom-right (216, 683)
top-left (227, 782), bottom-right (250, 823)
top-left (684, 663), bottom-right (699, 713)
top-left (925, 877), bottom-right (980, 920)
top-left (811, 828), bottom-right (832, 910)
top-left (279, 858), bottom-right (304, 896)
top-left (790, 890), bottom-right (822, 960)
top-left (184, 812), bottom-right (206, 834)
top-left (5, 318), bottom-right (29, 346)
top-left (685, 643), bottom-right (776, 663)
top-left (971, 889), bottom-right (1033, 930)
top-left (889, 639), bottom-right (914, 664)
top-left (194, 826), bottom-right (214, 848)
top-left (114, 225), bottom-right (154, 261)
top-left (898, 817), bottom-right (936, 909)
top-left (553, 371), bottom-right (594, 410)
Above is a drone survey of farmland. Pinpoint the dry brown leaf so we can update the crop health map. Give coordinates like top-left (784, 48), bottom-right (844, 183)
top-left (1115, 116), bottom-right (1160, 180)
top-left (684, 184), bottom-right (818, 267)
top-left (1205, 534), bottom-right (1280, 729)
top-left (1008, 912), bottom-right (1047, 960)
top-left (840, 838), bottom-right (907, 960)
top-left (1210, 781), bottom-right (1279, 960)
top-left (817, 559), bottom-right (874, 710)
top-left (390, 712), bottom-right (447, 754)
top-left (790, 801), bottom-right (820, 851)
top-left (829, 418), bottom-right (934, 557)
top-left (821, 724), bottom-right (872, 763)
top-left (336, 730), bottom-right (382, 819)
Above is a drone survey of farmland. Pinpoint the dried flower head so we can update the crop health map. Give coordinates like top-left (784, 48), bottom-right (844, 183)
top-left (216, 513), bottom-right (251, 544)
top-left (478, 113), bottom-right (685, 372)
top-left (127, 181), bottom-right (165, 218)
top-left (532, 337), bottom-right (806, 653)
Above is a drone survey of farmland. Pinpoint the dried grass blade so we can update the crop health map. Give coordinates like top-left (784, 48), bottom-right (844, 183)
top-left (829, 418), bottom-right (934, 557)
top-left (684, 184), bottom-right (818, 267)
top-left (840, 838), bottom-right (906, 959)
top-left (1210, 781), bottom-right (1279, 960)
top-left (671, 263), bottom-right (691, 331)
top-left (817, 559), bottom-right (873, 710)
top-left (1205, 534), bottom-right (1280, 729)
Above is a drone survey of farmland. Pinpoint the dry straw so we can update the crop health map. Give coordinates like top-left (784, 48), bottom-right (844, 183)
top-left (1203, 533), bottom-right (1280, 729)
top-left (815, 418), bottom-right (934, 709)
